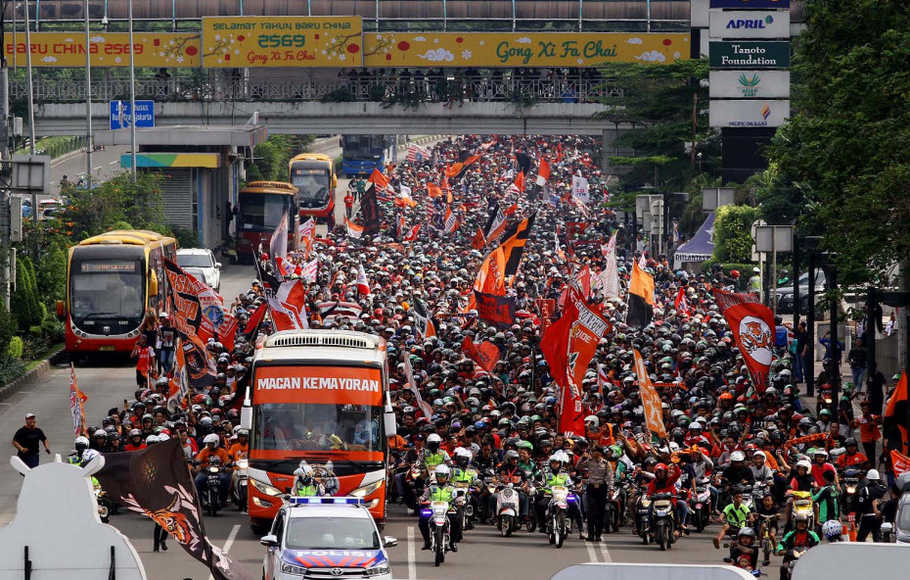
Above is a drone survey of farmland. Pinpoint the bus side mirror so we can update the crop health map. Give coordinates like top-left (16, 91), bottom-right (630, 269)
top-left (241, 405), bottom-right (252, 430)
top-left (384, 409), bottom-right (397, 438)
top-left (56, 300), bottom-right (65, 320)
top-left (149, 269), bottom-right (159, 296)
top-left (332, 175), bottom-right (338, 189)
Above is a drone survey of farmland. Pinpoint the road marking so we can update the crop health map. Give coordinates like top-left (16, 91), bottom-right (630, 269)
top-left (599, 541), bottom-right (612, 563)
top-left (93, 166), bottom-right (102, 172)
top-left (109, 160), bottom-right (119, 166)
top-left (207, 524), bottom-right (240, 580)
top-left (585, 539), bottom-right (598, 562)
top-left (406, 525), bottom-right (416, 580)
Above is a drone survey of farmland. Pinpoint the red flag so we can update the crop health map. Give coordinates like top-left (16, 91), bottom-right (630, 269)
top-left (355, 263), bottom-right (370, 295)
top-left (675, 287), bottom-right (690, 318)
top-left (891, 449), bottom-right (910, 476)
top-left (368, 168), bottom-right (390, 192)
top-left (503, 203), bottom-right (519, 216)
top-left (462, 336), bottom-right (501, 373)
top-left (541, 286), bottom-right (611, 437)
top-left (267, 279), bottom-right (309, 331)
top-left (508, 171), bottom-right (525, 194)
top-left (427, 183), bottom-right (443, 198)
top-left (471, 227), bottom-right (486, 250)
top-left (716, 296), bottom-right (776, 391)
top-left (536, 158), bottom-right (551, 186)
top-left (404, 224), bottom-right (421, 242)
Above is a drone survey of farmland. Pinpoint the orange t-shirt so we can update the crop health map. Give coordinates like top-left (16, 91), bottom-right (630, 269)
top-left (227, 443), bottom-right (248, 462)
top-left (195, 447), bottom-right (229, 469)
top-left (855, 415), bottom-right (881, 443)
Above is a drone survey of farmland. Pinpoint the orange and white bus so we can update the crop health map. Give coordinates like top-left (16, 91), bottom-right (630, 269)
top-left (288, 153), bottom-right (337, 228)
top-left (60, 230), bottom-right (177, 353)
top-left (242, 330), bottom-right (396, 532)
top-left (235, 181), bottom-right (297, 263)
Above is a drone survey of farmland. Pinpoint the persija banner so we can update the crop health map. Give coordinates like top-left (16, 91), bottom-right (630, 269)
top-left (462, 336), bottom-right (501, 373)
top-left (165, 260), bottom-right (236, 346)
top-left (541, 286), bottom-right (611, 437)
top-left (633, 349), bottom-right (668, 439)
top-left (718, 298), bottom-right (776, 391)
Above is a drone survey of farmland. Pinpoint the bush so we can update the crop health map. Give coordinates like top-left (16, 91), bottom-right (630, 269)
top-left (0, 356), bottom-right (26, 387)
top-left (7, 336), bottom-right (23, 359)
top-left (0, 302), bottom-right (15, 357)
top-left (171, 226), bottom-right (200, 248)
top-left (713, 205), bottom-right (760, 263)
top-left (40, 317), bottom-right (65, 344)
top-left (12, 256), bottom-right (43, 331)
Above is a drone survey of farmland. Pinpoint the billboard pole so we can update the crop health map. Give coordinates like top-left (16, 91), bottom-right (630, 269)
top-left (128, 0), bottom-right (137, 180)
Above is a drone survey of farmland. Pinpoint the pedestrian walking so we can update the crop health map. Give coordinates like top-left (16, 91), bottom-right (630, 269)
top-left (12, 413), bottom-right (50, 469)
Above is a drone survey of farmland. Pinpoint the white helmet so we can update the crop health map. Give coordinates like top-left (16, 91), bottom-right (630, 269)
top-left (822, 519), bottom-right (843, 540)
top-left (434, 464), bottom-right (451, 478)
top-left (796, 459), bottom-right (812, 471)
top-left (427, 433), bottom-right (442, 444)
top-left (74, 436), bottom-right (89, 447)
top-left (203, 433), bottom-right (219, 446)
top-left (584, 415), bottom-right (599, 428)
top-left (145, 435), bottom-right (159, 445)
top-left (730, 451), bottom-right (746, 462)
top-left (669, 442), bottom-right (680, 453)
top-left (294, 461), bottom-right (314, 478)
top-left (549, 451), bottom-right (569, 464)
top-left (753, 450), bottom-right (766, 460)
top-left (157, 433), bottom-right (170, 442)
top-left (866, 469), bottom-right (881, 481)
top-left (454, 447), bottom-right (472, 459)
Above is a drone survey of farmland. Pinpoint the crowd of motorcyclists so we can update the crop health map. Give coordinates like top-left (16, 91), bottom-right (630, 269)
top-left (67, 132), bottom-right (908, 574)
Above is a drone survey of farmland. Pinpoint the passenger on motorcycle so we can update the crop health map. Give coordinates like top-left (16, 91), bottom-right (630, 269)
top-left (494, 450), bottom-right (530, 522)
top-left (535, 452), bottom-right (579, 535)
top-left (646, 462), bottom-right (689, 536)
top-left (714, 487), bottom-right (751, 549)
top-left (723, 451), bottom-right (755, 493)
top-left (809, 448), bottom-right (838, 488)
top-left (291, 461), bottom-right (324, 497)
top-left (836, 438), bottom-right (868, 470)
top-left (193, 433), bottom-right (230, 503)
top-left (812, 469), bottom-right (839, 525)
top-left (727, 526), bottom-right (759, 571)
top-left (418, 464), bottom-right (462, 553)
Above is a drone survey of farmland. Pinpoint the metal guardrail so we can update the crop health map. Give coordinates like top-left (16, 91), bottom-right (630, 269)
top-left (10, 76), bottom-right (622, 104)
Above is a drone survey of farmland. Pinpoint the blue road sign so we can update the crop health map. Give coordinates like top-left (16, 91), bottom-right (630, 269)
top-left (109, 100), bottom-right (155, 130)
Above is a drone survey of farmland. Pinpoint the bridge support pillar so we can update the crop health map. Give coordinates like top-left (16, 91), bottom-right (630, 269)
top-left (601, 127), bottom-right (619, 171)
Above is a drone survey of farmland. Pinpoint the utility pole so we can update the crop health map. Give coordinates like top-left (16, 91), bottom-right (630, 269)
top-left (128, 0), bottom-right (137, 180)
top-left (1, 0), bottom-right (10, 309)
top-left (24, 1), bottom-right (37, 260)
top-left (83, 0), bottom-right (92, 190)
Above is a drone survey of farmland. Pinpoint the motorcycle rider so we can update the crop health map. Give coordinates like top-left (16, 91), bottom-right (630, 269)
top-left (726, 526), bottom-right (759, 571)
top-left (401, 433), bottom-right (451, 512)
top-left (577, 445), bottom-right (613, 542)
top-left (193, 433), bottom-right (230, 504)
top-left (494, 449), bottom-right (530, 525)
top-left (776, 512), bottom-right (819, 580)
top-left (646, 462), bottom-right (689, 537)
top-left (714, 486), bottom-right (751, 549)
top-left (809, 448), bottom-right (838, 488)
top-left (836, 438), bottom-right (868, 470)
top-left (418, 464), bottom-right (461, 553)
top-left (855, 468), bottom-right (886, 542)
top-left (451, 447), bottom-right (479, 529)
top-left (750, 451), bottom-right (774, 486)
top-left (291, 461), bottom-right (324, 497)
top-left (123, 429), bottom-right (146, 452)
top-left (535, 452), bottom-right (577, 537)
top-left (811, 469), bottom-right (839, 529)
top-left (68, 436), bottom-right (90, 465)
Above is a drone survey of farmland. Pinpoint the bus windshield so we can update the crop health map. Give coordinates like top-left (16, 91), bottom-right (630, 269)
top-left (251, 364), bottom-right (385, 455)
top-left (70, 260), bottom-right (144, 322)
top-left (342, 135), bottom-right (384, 160)
top-left (239, 193), bottom-right (291, 232)
top-left (291, 165), bottom-right (331, 208)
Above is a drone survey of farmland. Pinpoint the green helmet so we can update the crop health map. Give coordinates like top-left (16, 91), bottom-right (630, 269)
top-left (609, 444), bottom-right (623, 460)
top-left (517, 440), bottom-right (534, 451)
top-left (531, 414), bottom-right (543, 423)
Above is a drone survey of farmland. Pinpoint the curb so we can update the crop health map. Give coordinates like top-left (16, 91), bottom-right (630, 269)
top-left (0, 347), bottom-right (65, 403)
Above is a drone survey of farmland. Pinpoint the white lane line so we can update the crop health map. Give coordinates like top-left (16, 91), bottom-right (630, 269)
top-left (109, 160), bottom-right (119, 166)
top-left (93, 166), bottom-right (102, 172)
top-left (599, 541), bottom-right (612, 563)
top-left (585, 539), bottom-right (598, 563)
top-left (407, 525), bottom-right (416, 580)
top-left (208, 524), bottom-right (240, 580)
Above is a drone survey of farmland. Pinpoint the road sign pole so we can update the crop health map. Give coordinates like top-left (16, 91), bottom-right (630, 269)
top-left (128, 0), bottom-right (137, 180)
top-left (84, 0), bottom-right (93, 190)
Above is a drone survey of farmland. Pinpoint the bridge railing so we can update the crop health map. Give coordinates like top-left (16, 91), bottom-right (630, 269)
top-left (11, 75), bottom-right (622, 105)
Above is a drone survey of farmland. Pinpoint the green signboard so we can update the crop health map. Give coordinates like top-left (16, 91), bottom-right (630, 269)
top-left (709, 41), bottom-right (790, 68)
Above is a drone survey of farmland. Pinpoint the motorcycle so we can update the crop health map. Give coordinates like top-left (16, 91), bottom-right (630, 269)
top-left (94, 486), bottom-right (112, 523)
top-left (790, 491), bottom-right (815, 530)
top-left (816, 384), bottom-right (835, 416)
top-left (781, 546), bottom-right (808, 580)
top-left (453, 480), bottom-right (474, 532)
top-left (841, 469), bottom-right (862, 517)
top-left (650, 492), bottom-right (676, 551)
top-left (634, 486), bottom-right (653, 544)
top-left (525, 482), bottom-right (538, 532)
top-left (495, 483), bottom-right (521, 537)
top-left (604, 483), bottom-right (626, 534)
top-left (547, 485), bottom-right (571, 548)
top-left (201, 460), bottom-right (225, 517)
top-left (424, 501), bottom-right (453, 567)
top-left (757, 513), bottom-right (778, 566)
top-left (231, 457), bottom-right (249, 512)
top-left (692, 477), bottom-right (713, 532)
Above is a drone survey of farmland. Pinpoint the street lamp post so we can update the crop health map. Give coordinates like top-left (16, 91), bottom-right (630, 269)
top-left (84, 0), bottom-right (92, 190)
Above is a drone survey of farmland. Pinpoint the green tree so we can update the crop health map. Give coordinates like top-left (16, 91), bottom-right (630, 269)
top-left (247, 135), bottom-right (315, 182)
top-left (597, 59), bottom-right (720, 192)
top-left (713, 205), bottom-right (759, 263)
top-left (33, 240), bottom-right (68, 305)
top-left (62, 173), bottom-right (164, 240)
top-left (12, 256), bottom-right (43, 331)
top-left (767, 0), bottom-right (910, 285)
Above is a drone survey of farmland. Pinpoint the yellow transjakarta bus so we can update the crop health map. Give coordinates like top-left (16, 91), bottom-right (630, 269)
top-left (288, 152), bottom-right (337, 228)
top-left (60, 230), bottom-right (177, 353)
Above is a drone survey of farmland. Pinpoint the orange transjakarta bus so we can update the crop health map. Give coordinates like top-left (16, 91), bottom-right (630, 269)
top-left (242, 330), bottom-right (396, 532)
top-left (235, 181), bottom-right (297, 263)
top-left (61, 230), bottom-right (176, 353)
top-left (288, 153), bottom-right (337, 228)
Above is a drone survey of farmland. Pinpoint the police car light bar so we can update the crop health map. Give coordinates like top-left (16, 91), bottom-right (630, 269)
top-left (287, 496), bottom-right (365, 506)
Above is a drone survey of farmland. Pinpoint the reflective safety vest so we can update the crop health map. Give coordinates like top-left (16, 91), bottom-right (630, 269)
top-left (424, 452), bottom-right (446, 470)
top-left (453, 468), bottom-right (476, 484)
top-left (546, 473), bottom-right (569, 489)
top-left (294, 484), bottom-right (317, 497)
top-left (429, 485), bottom-right (455, 504)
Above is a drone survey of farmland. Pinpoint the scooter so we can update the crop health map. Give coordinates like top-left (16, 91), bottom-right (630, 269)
top-left (201, 460), bottom-right (225, 517)
top-left (231, 457), bottom-right (249, 512)
top-left (789, 491), bottom-right (815, 530)
top-left (525, 482), bottom-right (538, 532)
top-left (495, 483), bottom-right (521, 537)
top-left (781, 546), bottom-right (808, 580)
top-left (94, 486), bottom-right (112, 523)
top-left (424, 501), bottom-right (453, 567)
top-left (692, 477), bottom-right (713, 532)
top-left (547, 485), bottom-right (571, 548)
top-left (650, 492), bottom-right (676, 551)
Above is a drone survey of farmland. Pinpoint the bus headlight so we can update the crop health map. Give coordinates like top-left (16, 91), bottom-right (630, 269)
top-left (250, 478), bottom-right (283, 497)
top-left (350, 480), bottom-right (383, 498)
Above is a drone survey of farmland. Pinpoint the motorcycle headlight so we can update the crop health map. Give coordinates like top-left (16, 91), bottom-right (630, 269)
top-left (351, 479), bottom-right (383, 498)
top-left (846, 485), bottom-right (856, 494)
top-left (280, 561), bottom-right (307, 575)
top-left (209, 466), bottom-right (220, 473)
top-left (365, 564), bottom-right (391, 577)
top-left (250, 478), bottom-right (283, 497)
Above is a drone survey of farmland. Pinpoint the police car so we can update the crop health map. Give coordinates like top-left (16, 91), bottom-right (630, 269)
top-left (260, 497), bottom-right (397, 579)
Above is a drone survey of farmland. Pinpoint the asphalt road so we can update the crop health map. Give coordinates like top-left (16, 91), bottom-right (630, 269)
top-left (0, 264), bottom-right (738, 580)
top-left (49, 145), bottom-right (131, 197)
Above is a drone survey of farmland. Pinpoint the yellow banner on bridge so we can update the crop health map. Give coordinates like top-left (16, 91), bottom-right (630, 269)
top-left (363, 32), bottom-right (690, 68)
top-left (3, 32), bottom-right (200, 67)
top-left (202, 16), bottom-right (363, 67)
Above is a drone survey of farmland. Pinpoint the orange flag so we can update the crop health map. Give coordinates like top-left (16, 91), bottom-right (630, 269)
top-left (634, 349), bottom-right (667, 439)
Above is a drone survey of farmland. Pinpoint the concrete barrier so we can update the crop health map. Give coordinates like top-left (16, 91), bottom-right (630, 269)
top-left (793, 542), bottom-right (910, 579)
top-left (551, 563), bottom-right (756, 580)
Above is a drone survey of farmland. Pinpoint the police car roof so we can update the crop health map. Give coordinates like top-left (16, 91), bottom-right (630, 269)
top-left (285, 499), bottom-right (373, 521)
